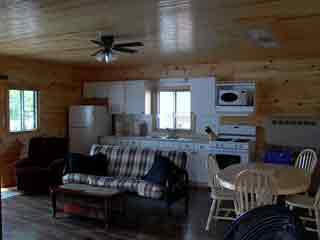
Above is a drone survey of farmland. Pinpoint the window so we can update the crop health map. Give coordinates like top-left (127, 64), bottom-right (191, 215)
top-left (158, 90), bottom-right (191, 130)
top-left (9, 90), bottom-right (38, 132)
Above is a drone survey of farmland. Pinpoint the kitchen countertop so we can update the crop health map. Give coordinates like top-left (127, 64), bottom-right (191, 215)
top-left (100, 135), bottom-right (213, 144)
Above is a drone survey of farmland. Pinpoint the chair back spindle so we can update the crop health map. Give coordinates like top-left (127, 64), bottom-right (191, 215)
top-left (207, 154), bottom-right (222, 191)
top-left (295, 149), bottom-right (318, 175)
top-left (234, 169), bottom-right (278, 216)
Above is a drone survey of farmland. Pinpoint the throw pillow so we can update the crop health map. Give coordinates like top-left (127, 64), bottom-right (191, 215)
top-left (63, 153), bottom-right (107, 176)
top-left (142, 154), bottom-right (170, 186)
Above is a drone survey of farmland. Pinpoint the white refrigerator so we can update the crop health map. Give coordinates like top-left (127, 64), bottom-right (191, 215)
top-left (69, 105), bottom-right (112, 154)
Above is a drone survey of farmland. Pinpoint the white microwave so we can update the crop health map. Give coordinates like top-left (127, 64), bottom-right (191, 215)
top-left (218, 90), bottom-right (249, 106)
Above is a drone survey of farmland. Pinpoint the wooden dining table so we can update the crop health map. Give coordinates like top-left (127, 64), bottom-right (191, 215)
top-left (216, 163), bottom-right (311, 195)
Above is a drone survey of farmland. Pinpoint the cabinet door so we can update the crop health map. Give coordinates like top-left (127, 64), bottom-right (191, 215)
top-left (186, 153), bottom-right (197, 183)
top-left (191, 77), bottom-right (217, 134)
top-left (191, 77), bottom-right (215, 115)
top-left (197, 151), bottom-right (209, 184)
top-left (125, 81), bottom-right (145, 114)
top-left (83, 82), bottom-right (109, 98)
top-left (107, 82), bottom-right (125, 113)
top-left (187, 151), bottom-right (209, 185)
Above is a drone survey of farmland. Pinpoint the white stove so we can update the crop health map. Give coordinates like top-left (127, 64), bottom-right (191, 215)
top-left (210, 124), bottom-right (256, 164)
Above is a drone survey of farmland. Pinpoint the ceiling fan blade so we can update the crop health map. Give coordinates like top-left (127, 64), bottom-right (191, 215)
top-left (112, 47), bottom-right (138, 54)
top-left (91, 49), bottom-right (104, 56)
top-left (114, 42), bottom-right (143, 48)
top-left (91, 40), bottom-right (105, 47)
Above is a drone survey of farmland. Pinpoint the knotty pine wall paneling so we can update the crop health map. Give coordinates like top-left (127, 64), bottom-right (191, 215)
top-left (0, 57), bottom-right (82, 159)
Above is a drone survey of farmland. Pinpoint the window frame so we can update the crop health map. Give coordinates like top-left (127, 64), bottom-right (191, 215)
top-left (157, 88), bottom-right (192, 131)
top-left (8, 89), bottom-right (39, 133)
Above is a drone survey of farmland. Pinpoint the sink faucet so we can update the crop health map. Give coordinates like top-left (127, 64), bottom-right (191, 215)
top-left (166, 128), bottom-right (177, 139)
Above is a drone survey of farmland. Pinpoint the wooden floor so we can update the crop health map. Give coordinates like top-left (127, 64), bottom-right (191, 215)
top-left (2, 189), bottom-right (317, 240)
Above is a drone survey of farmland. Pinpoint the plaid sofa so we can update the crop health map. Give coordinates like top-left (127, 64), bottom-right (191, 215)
top-left (61, 144), bottom-right (189, 215)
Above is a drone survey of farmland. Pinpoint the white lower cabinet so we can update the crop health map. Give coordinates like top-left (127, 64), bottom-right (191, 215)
top-left (186, 153), bottom-right (198, 184)
top-left (195, 151), bottom-right (209, 185)
top-left (187, 151), bottom-right (209, 186)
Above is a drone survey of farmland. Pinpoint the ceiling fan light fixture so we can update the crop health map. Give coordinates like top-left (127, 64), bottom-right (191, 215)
top-left (95, 51), bottom-right (112, 63)
top-left (95, 51), bottom-right (105, 62)
top-left (91, 34), bottom-right (143, 63)
top-left (105, 51), bottom-right (112, 63)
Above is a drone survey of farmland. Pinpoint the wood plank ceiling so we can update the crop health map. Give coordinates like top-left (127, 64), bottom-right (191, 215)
top-left (0, 0), bottom-right (320, 65)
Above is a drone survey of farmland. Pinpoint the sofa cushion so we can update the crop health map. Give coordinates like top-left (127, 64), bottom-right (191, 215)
top-left (142, 155), bottom-right (170, 186)
top-left (89, 144), bottom-right (115, 158)
top-left (63, 153), bottom-right (107, 176)
top-left (89, 145), bottom-right (187, 178)
top-left (90, 145), bottom-right (156, 178)
top-left (158, 150), bottom-right (187, 169)
top-left (62, 173), bottom-right (164, 199)
top-left (136, 181), bottom-right (163, 199)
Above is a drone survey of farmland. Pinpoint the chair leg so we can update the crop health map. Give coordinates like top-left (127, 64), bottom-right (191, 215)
top-left (167, 203), bottom-right (172, 216)
top-left (315, 209), bottom-right (320, 239)
top-left (50, 188), bottom-right (56, 218)
top-left (184, 195), bottom-right (189, 216)
top-left (206, 199), bottom-right (217, 231)
top-left (215, 200), bottom-right (221, 218)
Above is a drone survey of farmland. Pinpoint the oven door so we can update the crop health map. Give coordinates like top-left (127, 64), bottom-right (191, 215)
top-left (215, 154), bottom-right (241, 169)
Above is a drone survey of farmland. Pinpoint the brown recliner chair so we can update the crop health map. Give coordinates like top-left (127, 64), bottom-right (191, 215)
top-left (15, 137), bottom-right (68, 194)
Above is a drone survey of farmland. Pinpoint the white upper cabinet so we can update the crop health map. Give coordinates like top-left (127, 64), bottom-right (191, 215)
top-left (191, 77), bottom-right (215, 115)
top-left (107, 82), bottom-right (125, 113)
top-left (83, 81), bottom-right (145, 114)
top-left (83, 82), bottom-right (109, 98)
top-left (125, 80), bottom-right (145, 114)
top-left (191, 77), bottom-right (217, 134)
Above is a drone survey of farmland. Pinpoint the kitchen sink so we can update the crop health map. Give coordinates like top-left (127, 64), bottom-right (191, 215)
top-left (146, 136), bottom-right (191, 141)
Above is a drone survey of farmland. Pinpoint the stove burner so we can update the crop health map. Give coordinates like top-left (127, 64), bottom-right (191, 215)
top-left (233, 139), bottom-right (250, 143)
top-left (216, 138), bottom-right (233, 142)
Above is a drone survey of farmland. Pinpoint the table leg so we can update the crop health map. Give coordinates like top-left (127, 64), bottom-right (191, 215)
top-left (51, 188), bottom-right (57, 218)
top-left (104, 199), bottom-right (110, 230)
top-left (120, 195), bottom-right (126, 216)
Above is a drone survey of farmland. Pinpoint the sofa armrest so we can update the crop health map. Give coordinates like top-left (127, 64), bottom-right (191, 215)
top-left (15, 158), bottom-right (38, 168)
top-left (48, 158), bottom-right (66, 187)
top-left (165, 165), bottom-right (189, 195)
top-left (48, 158), bottom-right (65, 173)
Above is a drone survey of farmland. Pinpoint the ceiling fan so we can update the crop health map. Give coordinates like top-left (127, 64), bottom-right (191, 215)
top-left (91, 35), bottom-right (144, 63)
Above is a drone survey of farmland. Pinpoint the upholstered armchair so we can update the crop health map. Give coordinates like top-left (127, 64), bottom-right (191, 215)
top-left (15, 137), bottom-right (68, 194)
top-left (0, 139), bottom-right (23, 188)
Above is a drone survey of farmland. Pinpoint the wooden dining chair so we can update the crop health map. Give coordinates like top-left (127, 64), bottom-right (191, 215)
top-left (234, 169), bottom-right (278, 216)
top-left (205, 155), bottom-right (236, 231)
top-left (286, 185), bottom-right (320, 238)
top-left (294, 149), bottom-right (318, 176)
top-left (291, 149), bottom-right (318, 217)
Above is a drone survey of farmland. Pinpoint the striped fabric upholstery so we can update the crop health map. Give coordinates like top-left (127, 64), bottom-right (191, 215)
top-left (63, 173), bottom-right (163, 199)
top-left (90, 144), bottom-right (156, 178)
top-left (90, 144), bottom-right (187, 171)
top-left (107, 147), bottom-right (156, 178)
top-left (159, 150), bottom-right (187, 169)
top-left (63, 144), bottom-right (187, 199)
